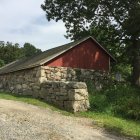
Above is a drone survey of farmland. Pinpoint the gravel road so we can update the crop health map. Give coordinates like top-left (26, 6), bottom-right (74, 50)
top-left (0, 99), bottom-right (130, 140)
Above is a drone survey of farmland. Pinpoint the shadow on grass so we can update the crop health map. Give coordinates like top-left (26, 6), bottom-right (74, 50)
top-left (102, 125), bottom-right (140, 140)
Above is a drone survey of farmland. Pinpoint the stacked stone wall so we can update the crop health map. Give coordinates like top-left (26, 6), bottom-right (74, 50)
top-left (0, 66), bottom-right (42, 95)
top-left (42, 66), bottom-right (110, 89)
top-left (0, 66), bottom-right (89, 112)
top-left (39, 81), bottom-right (89, 112)
top-left (0, 65), bottom-right (111, 112)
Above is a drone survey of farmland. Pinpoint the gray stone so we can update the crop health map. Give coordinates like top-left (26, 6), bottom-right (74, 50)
top-left (68, 93), bottom-right (85, 100)
top-left (16, 84), bottom-right (22, 90)
top-left (22, 84), bottom-right (28, 89)
top-left (39, 77), bottom-right (47, 83)
top-left (56, 96), bottom-right (69, 101)
top-left (0, 84), bottom-right (3, 89)
top-left (67, 82), bottom-right (87, 89)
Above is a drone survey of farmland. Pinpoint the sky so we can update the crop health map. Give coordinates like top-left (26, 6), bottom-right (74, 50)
top-left (0, 0), bottom-right (70, 51)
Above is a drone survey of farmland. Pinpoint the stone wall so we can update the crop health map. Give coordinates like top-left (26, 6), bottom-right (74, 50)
top-left (42, 66), bottom-right (110, 89)
top-left (0, 65), bottom-right (111, 112)
top-left (39, 81), bottom-right (89, 112)
top-left (0, 66), bottom-right (89, 112)
top-left (0, 66), bottom-right (42, 95)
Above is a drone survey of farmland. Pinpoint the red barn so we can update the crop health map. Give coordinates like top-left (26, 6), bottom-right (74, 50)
top-left (0, 36), bottom-right (116, 75)
top-left (45, 36), bottom-right (116, 71)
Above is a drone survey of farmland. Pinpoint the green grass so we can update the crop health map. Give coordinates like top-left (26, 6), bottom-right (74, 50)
top-left (78, 111), bottom-right (140, 139)
top-left (0, 92), bottom-right (50, 107)
top-left (84, 82), bottom-right (140, 139)
top-left (0, 91), bottom-right (140, 139)
top-left (0, 92), bottom-right (71, 116)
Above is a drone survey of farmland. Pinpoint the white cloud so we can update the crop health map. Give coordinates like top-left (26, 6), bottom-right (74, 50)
top-left (0, 0), bottom-right (70, 51)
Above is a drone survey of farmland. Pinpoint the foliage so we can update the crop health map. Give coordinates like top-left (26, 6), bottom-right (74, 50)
top-left (111, 63), bottom-right (132, 81)
top-left (0, 59), bottom-right (5, 67)
top-left (87, 82), bottom-right (140, 121)
top-left (41, 0), bottom-right (140, 40)
top-left (23, 43), bottom-right (42, 57)
top-left (0, 41), bottom-right (42, 66)
top-left (0, 41), bottom-right (23, 64)
top-left (41, 0), bottom-right (140, 86)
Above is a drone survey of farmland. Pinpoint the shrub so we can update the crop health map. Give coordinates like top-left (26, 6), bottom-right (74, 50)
top-left (87, 82), bottom-right (140, 120)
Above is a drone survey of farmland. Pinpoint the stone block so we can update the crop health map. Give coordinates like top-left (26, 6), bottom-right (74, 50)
top-left (16, 84), bottom-right (22, 90)
top-left (56, 96), bottom-right (69, 101)
top-left (22, 84), bottom-right (28, 89)
top-left (67, 82), bottom-right (87, 89)
top-left (39, 77), bottom-right (47, 83)
top-left (68, 92), bottom-right (86, 100)
top-left (73, 89), bottom-right (88, 96)
top-left (0, 84), bottom-right (3, 89)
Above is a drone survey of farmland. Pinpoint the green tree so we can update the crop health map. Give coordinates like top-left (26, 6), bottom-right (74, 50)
top-left (41, 0), bottom-right (140, 86)
top-left (0, 41), bottom-right (23, 64)
top-left (0, 59), bottom-right (5, 67)
top-left (23, 43), bottom-right (42, 57)
top-left (0, 41), bottom-right (42, 66)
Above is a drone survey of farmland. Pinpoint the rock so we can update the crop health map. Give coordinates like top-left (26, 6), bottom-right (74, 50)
top-left (0, 84), bottom-right (3, 89)
top-left (70, 89), bottom-right (88, 96)
top-left (67, 82), bottom-right (87, 89)
top-left (39, 77), bottom-right (47, 83)
top-left (16, 84), bottom-right (22, 90)
top-left (36, 69), bottom-right (46, 77)
top-left (22, 84), bottom-right (28, 89)
top-left (68, 93), bottom-right (85, 100)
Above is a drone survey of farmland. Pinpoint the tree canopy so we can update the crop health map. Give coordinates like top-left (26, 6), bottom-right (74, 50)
top-left (0, 41), bottom-right (42, 67)
top-left (41, 0), bottom-right (140, 40)
top-left (23, 43), bottom-right (42, 57)
top-left (42, 0), bottom-right (140, 86)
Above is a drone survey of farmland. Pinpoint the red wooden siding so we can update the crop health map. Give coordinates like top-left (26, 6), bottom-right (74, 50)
top-left (45, 39), bottom-right (110, 71)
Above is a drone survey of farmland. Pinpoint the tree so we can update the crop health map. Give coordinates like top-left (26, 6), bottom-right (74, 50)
top-left (23, 43), bottom-right (42, 57)
top-left (0, 41), bottom-right (42, 66)
top-left (0, 59), bottom-right (5, 67)
top-left (41, 0), bottom-right (140, 86)
top-left (0, 41), bottom-right (23, 64)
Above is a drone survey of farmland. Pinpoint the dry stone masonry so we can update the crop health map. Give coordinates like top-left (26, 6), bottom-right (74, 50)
top-left (43, 66), bottom-right (110, 90)
top-left (40, 81), bottom-right (89, 112)
top-left (0, 66), bottom-right (109, 112)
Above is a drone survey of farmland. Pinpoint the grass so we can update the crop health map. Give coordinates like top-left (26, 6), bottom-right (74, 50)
top-left (84, 82), bottom-right (140, 139)
top-left (0, 92), bottom-right (71, 115)
top-left (78, 111), bottom-right (140, 139)
top-left (0, 91), bottom-right (140, 139)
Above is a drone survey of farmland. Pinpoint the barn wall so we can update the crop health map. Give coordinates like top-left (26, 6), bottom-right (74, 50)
top-left (46, 39), bottom-right (110, 71)
top-left (0, 66), bottom-right (89, 112)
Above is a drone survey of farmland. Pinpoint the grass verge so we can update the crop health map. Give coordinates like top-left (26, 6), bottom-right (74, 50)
top-left (0, 92), bottom-right (140, 139)
top-left (78, 111), bottom-right (140, 139)
top-left (0, 92), bottom-right (71, 116)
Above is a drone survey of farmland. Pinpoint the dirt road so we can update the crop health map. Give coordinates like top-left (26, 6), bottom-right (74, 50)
top-left (0, 99), bottom-right (129, 140)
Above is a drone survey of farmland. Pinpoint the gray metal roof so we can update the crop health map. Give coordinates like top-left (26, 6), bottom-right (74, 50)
top-left (0, 36), bottom-right (116, 75)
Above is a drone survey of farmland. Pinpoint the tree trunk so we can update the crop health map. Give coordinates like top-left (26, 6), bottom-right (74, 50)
top-left (132, 40), bottom-right (140, 87)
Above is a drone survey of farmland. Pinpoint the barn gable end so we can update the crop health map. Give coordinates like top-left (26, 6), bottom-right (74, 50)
top-left (46, 38), bottom-right (110, 71)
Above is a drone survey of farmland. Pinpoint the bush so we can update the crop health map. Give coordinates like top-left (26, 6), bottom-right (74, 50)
top-left (87, 82), bottom-right (140, 120)
top-left (0, 59), bottom-right (5, 67)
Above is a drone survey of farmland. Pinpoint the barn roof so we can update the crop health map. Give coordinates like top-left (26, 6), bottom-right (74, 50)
top-left (0, 36), bottom-right (116, 74)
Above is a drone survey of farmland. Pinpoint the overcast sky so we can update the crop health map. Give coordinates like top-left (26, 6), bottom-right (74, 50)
top-left (0, 0), bottom-right (70, 51)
